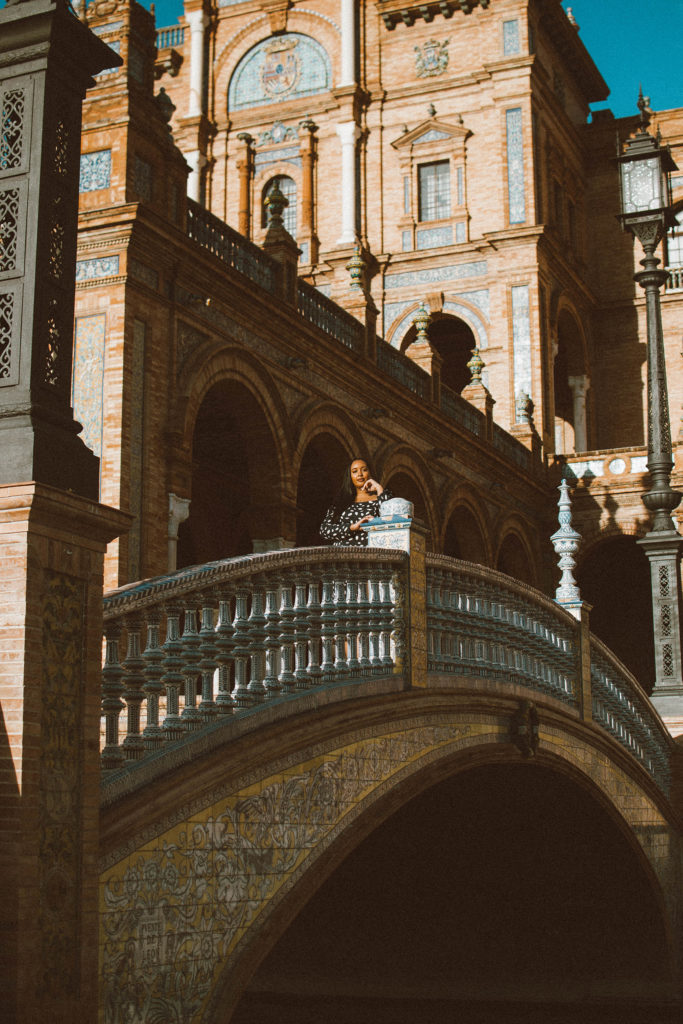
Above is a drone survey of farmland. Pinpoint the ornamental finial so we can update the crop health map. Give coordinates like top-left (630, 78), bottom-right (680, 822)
top-left (467, 347), bottom-right (484, 384)
top-left (413, 302), bottom-right (431, 343)
top-left (550, 477), bottom-right (582, 608)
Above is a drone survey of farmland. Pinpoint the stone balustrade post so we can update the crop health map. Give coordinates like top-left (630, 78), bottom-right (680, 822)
top-left (362, 510), bottom-right (428, 689)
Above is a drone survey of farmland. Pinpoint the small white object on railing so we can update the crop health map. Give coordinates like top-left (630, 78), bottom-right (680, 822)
top-left (551, 477), bottom-right (582, 610)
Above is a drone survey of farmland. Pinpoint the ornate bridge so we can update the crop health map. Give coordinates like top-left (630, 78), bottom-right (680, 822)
top-left (99, 539), bottom-right (681, 1023)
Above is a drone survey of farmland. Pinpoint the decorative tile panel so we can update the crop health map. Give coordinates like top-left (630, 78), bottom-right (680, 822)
top-left (416, 225), bottom-right (453, 249)
top-left (506, 107), bottom-right (526, 224)
top-left (229, 34), bottom-right (331, 111)
top-left (455, 221), bottom-right (466, 243)
top-left (72, 313), bottom-right (106, 461)
top-left (385, 261), bottom-right (487, 290)
top-left (128, 258), bottom-right (159, 289)
top-left (402, 230), bottom-right (412, 251)
top-left (75, 255), bottom-right (120, 281)
top-left (128, 320), bottom-right (145, 580)
top-left (503, 19), bottom-right (520, 56)
top-left (413, 129), bottom-right (451, 144)
top-left (254, 146), bottom-right (300, 170)
top-left (97, 39), bottom-right (121, 75)
top-left (511, 283), bottom-right (531, 400)
top-left (134, 156), bottom-right (152, 202)
top-left (457, 288), bottom-right (490, 318)
top-left (79, 150), bottom-right (112, 192)
top-left (299, 240), bottom-right (309, 263)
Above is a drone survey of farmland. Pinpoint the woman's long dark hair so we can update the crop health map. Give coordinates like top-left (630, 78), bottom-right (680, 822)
top-left (331, 457), bottom-right (376, 512)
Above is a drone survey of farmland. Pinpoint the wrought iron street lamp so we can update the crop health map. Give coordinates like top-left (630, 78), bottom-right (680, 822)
top-left (617, 90), bottom-right (683, 719)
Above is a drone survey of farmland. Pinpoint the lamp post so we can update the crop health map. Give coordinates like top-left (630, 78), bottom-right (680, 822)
top-left (617, 90), bottom-right (683, 722)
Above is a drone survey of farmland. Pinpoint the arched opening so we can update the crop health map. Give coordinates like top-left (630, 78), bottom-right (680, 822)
top-left (496, 531), bottom-right (535, 586)
top-left (577, 536), bottom-right (654, 693)
top-left (232, 763), bottom-right (674, 1022)
top-left (384, 470), bottom-right (429, 539)
top-left (177, 381), bottom-right (281, 566)
top-left (443, 504), bottom-right (488, 563)
top-left (403, 314), bottom-right (476, 394)
top-left (554, 309), bottom-right (588, 454)
top-left (296, 433), bottom-right (350, 547)
top-left (262, 175), bottom-right (297, 238)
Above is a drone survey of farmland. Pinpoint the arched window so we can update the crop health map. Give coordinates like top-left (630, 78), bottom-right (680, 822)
top-left (262, 175), bottom-right (297, 238)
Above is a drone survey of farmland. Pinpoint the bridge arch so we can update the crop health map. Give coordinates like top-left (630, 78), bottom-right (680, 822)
top-left (99, 691), bottom-right (681, 1024)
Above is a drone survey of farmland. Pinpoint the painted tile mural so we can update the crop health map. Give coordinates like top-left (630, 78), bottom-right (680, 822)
top-left (228, 34), bottom-right (331, 110)
top-left (99, 722), bottom-right (480, 1024)
top-left (73, 314), bottom-right (105, 464)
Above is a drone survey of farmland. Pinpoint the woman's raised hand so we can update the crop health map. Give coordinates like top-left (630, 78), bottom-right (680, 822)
top-left (363, 478), bottom-right (383, 496)
top-left (350, 514), bottom-right (373, 531)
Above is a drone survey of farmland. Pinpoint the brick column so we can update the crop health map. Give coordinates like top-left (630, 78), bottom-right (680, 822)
top-left (236, 132), bottom-right (254, 237)
top-left (0, 484), bottom-right (129, 1024)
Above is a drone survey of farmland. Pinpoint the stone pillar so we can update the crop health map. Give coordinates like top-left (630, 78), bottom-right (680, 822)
top-left (299, 118), bottom-right (318, 264)
top-left (186, 6), bottom-right (207, 119)
top-left (168, 492), bottom-right (191, 571)
top-left (0, 485), bottom-right (129, 1024)
top-left (186, 148), bottom-right (206, 202)
top-left (0, 0), bottom-right (119, 498)
top-left (568, 374), bottom-right (590, 452)
top-left (340, 0), bottom-right (356, 87)
top-left (263, 182), bottom-right (300, 305)
top-left (362, 505), bottom-right (428, 689)
top-left (638, 531), bottom-right (683, 729)
top-left (336, 121), bottom-right (359, 245)
top-left (236, 132), bottom-right (253, 237)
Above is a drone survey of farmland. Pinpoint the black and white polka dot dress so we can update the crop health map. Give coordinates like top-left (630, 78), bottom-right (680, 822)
top-left (320, 490), bottom-right (393, 547)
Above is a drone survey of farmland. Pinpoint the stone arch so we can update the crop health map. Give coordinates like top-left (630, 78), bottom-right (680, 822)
top-left (232, 759), bottom-right (678, 1021)
top-left (577, 533), bottom-right (654, 693)
top-left (257, 171), bottom-right (298, 237)
top-left (440, 490), bottom-right (492, 563)
top-left (386, 297), bottom-right (489, 356)
top-left (227, 33), bottom-right (332, 114)
top-left (553, 300), bottom-right (590, 454)
top-left (98, 698), bottom-right (681, 1024)
top-left (213, 10), bottom-right (340, 115)
top-left (494, 516), bottom-right (539, 587)
top-left (175, 350), bottom-right (293, 563)
top-left (292, 403), bottom-right (373, 547)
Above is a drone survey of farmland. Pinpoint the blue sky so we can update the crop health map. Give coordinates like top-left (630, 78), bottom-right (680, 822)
top-left (147, 0), bottom-right (683, 119)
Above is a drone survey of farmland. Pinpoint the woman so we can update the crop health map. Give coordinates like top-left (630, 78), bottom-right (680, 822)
top-left (320, 458), bottom-right (393, 547)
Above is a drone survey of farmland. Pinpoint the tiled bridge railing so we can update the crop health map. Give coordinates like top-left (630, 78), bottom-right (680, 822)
top-left (101, 544), bottom-right (672, 796)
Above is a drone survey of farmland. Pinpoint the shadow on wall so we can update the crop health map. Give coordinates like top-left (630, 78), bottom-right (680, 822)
top-left (577, 535), bottom-right (654, 693)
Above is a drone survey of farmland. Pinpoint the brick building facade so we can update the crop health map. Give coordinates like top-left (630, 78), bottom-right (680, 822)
top-left (73, 0), bottom-right (683, 689)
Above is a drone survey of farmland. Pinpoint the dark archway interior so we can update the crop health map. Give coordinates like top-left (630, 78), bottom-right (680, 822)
top-left (384, 471), bottom-right (428, 539)
top-left (233, 763), bottom-right (674, 1023)
top-left (297, 433), bottom-right (350, 547)
top-left (443, 505), bottom-right (488, 563)
top-left (577, 535), bottom-right (654, 693)
top-left (496, 532), bottom-right (534, 586)
top-left (429, 315), bottom-right (477, 394)
top-left (177, 382), bottom-right (279, 566)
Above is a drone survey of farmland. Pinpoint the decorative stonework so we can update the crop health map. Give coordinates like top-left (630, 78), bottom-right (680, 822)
top-left (79, 149), bottom-right (112, 192)
top-left (414, 38), bottom-right (449, 78)
top-left (75, 255), bottom-right (120, 281)
top-left (384, 261), bottom-right (487, 290)
top-left (40, 570), bottom-right (86, 998)
top-left (229, 34), bottom-right (331, 111)
top-left (73, 313), bottom-right (106, 459)
top-left (100, 722), bottom-right (474, 1024)
top-left (506, 107), bottom-right (525, 224)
